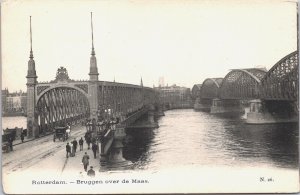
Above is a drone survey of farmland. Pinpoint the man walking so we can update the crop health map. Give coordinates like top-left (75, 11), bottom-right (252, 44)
top-left (72, 138), bottom-right (78, 153)
top-left (92, 142), bottom-right (98, 159)
top-left (86, 137), bottom-right (91, 150)
top-left (87, 166), bottom-right (95, 177)
top-left (66, 142), bottom-right (71, 158)
top-left (8, 136), bottom-right (13, 151)
top-left (82, 152), bottom-right (90, 172)
top-left (79, 137), bottom-right (84, 151)
top-left (21, 132), bottom-right (24, 143)
top-left (84, 132), bottom-right (91, 149)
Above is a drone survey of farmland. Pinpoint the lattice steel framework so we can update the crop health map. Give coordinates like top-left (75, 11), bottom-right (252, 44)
top-left (260, 51), bottom-right (298, 101)
top-left (97, 82), bottom-right (155, 118)
top-left (200, 78), bottom-right (223, 99)
top-left (219, 69), bottom-right (267, 100)
top-left (36, 87), bottom-right (90, 132)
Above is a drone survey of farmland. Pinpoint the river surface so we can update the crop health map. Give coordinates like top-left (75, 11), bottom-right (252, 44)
top-left (123, 109), bottom-right (298, 170)
top-left (2, 109), bottom-right (298, 170)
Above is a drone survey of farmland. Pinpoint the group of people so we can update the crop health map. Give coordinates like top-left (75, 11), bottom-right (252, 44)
top-left (84, 132), bottom-right (99, 159)
top-left (65, 138), bottom-right (82, 158)
top-left (65, 133), bottom-right (99, 177)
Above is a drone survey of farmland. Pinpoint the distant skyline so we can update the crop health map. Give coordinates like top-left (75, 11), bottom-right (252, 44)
top-left (1, 0), bottom-right (297, 91)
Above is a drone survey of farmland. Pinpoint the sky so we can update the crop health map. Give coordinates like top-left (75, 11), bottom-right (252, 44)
top-left (1, 0), bottom-right (297, 92)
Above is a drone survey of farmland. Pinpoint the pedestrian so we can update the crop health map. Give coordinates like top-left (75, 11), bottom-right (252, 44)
top-left (86, 136), bottom-right (91, 150)
top-left (84, 132), bottom-right (91, 149)
top-left (72, 138), bottom-right (78, 153)
top-left (66, 142), bottom-right (71, 158)
top-left (92, 142), bottom-right (98, 159)
top-left (82, 152), bottom-right (90, 172)
top-left (20, 132), bottom-right (24, 143)
top-left (66, 127), bottom-right (71, 138)
top-left (87, 166), bottom-right (95, 177)
top-left (79, 137), bottom-right (84, 151)
top-left (70, 142), bottom-right (75, 157)
top-left (8, 136), bottom-right (13, 151)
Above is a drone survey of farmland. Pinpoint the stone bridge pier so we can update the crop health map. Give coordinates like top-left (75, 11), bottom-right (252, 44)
top-left (246, 99), bottom-right (298, 124)
top-left (194, 98), bottom-right (212, 112)
top-left (210, 99), bottom-right (244, 114)
top-left (100, 106), bottom-right (159, 164)
top-left (108, 124), bottom-right (126, 162)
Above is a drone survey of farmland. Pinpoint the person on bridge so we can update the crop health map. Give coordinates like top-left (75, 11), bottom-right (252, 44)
top-left (79, 137), bottom-right (84, 151)
top-left (87, 166), bottom-right (95, 177)
top-left (66, 143), bottom-right (71, 158)
top-left (82, 152), bottom-right (90, 172)
top-left (66, 126), bottom-right (71, 138)
top-left (92, 142), bottom-right (98, 159)
top-left (72, 138), bottom-right (78, 153)
top-left (21, 132), bottom-right (25, 143)
top-left (85, 133), bottom-right (91, 150)
top-left (70, 142), bottom-right (75, 157)
top-left (8, 136), bottom-right (13, 151)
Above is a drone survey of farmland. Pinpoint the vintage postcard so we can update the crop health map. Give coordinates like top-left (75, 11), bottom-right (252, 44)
top-left (1, 0), bottom-right (299, 194)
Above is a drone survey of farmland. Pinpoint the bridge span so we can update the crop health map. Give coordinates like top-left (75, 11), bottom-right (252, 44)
top-left (193, 51), bottom-right (298, 124)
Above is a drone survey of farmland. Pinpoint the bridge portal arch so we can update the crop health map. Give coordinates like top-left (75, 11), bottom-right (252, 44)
top-left (219, 68), bottom-right (267, 100)
top-left (36, 86), bottom-right (90, 133)
top-left (200, 78), bottom-right (223, 99)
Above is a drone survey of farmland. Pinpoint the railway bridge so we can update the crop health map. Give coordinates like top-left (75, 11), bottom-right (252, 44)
top-left (26, 15), bottom-right (160, 162)
top-left (193, 51), bottom-right (298, 124)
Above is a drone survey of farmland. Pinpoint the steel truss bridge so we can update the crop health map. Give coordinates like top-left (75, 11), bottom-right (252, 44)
top-left (33, 67), bottom-right (156, 134)
top-left (193, 51), bottom-right (298, 113)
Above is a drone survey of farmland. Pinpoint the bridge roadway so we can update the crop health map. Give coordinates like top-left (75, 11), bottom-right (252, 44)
top-left (2, 124), bottom-right (101, 179)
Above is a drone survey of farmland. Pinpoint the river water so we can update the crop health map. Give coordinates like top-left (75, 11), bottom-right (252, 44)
top-left (123, 109), bottom-right (298, 170)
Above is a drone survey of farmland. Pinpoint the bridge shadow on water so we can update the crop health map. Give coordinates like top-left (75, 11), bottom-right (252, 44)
top-left (123, 127), bottom-right (156, 163)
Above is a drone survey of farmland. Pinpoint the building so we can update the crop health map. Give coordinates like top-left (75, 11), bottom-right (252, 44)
top-left (154, 84), bottom-right (192, 109)
top-left (2, 90), bottom-right (27, 115)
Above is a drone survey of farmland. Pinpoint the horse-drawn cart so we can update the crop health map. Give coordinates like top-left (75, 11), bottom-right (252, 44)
top-left (53, 126), bottom-right (69, 142)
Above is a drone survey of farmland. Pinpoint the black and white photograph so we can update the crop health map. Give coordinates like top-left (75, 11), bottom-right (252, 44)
top-left (1, 0), bottom-right (299, 194)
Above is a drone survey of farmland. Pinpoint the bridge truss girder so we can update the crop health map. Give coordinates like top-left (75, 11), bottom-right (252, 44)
top-left (219, 69), bottom-right (266, 100)
top-left (36, 87), bottom-right (90, 132)
top-left (260, 51), bottom-right (298, 101)
top-left (200, 78), bottom-right (223, 100)
top-left (97, 83), bottom-right (155, 119)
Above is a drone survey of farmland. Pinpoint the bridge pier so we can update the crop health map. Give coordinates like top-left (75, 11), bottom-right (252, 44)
top-left (194, 98), bottom-right (211, 112)
top-left (246, 99), bottom-right (298, 124)
top-left (147, 106), bottom-right (159, 128)
top-left (210, 98), bottom-right (244, 114)
top-left (194, 98), bottom-right (212, 112)
top-left (108, 125), bottom-right (126, 163)
top-left (155, 104), bottom-right (165, 117)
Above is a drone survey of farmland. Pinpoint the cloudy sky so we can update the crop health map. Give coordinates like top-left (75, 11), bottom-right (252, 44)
top-left (1, 0), bottom-right (297, 91)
